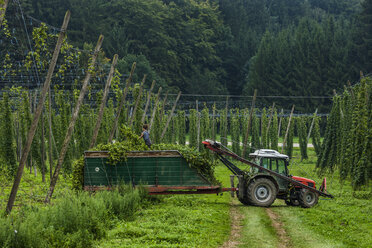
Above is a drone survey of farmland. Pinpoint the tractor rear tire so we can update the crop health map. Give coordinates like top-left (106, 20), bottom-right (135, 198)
top-left (247, 178), bottom-right (277, 207)
top-left (237, 183), bottom-right (251, 205)
top-left (298, 189), bottom-right (319, 208)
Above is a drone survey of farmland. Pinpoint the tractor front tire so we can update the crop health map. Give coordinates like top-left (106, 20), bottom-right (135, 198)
top-left (247, 178), bottom-right (277, 207)
top-left (298, 189), bottom-right (319, 208)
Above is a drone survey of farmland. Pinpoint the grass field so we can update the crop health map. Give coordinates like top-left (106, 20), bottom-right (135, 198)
top-left (1, 147), bottom-right (370, 248)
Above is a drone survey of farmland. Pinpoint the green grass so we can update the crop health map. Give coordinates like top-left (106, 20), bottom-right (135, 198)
top-left (96, 165), bottom-right (232, 248)
top-left (0, 168), bottom-right (72, 211)
top-left (271, 148), bottom-right (372, 248)
top-left (1, 146), bottom-right (370, 248)
top-left (237, 206), bottom-right (278, 248)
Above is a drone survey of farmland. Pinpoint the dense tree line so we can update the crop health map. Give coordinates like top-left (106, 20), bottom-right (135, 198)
top-left (11, 0), bottom-right (370, 112)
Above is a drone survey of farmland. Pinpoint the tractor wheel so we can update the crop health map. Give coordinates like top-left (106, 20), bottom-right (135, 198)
top-left (298, 189), bottom-right (319, 208)
top-left (237, 183), bottom-right (251, 205)
top-left (247, 178), bottom-right (277, 207)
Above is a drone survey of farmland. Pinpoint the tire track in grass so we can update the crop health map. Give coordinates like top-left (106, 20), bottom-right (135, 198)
top-left (220, 200), bottom-right (244, 248)
top-left (265, 208), bottom-right (291, 248)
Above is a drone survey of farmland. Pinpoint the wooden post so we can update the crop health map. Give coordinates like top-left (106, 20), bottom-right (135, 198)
top-left (196, 100), bottom-right (200, 151)
top-left (45, 35), bottom-right (104, 204)
top-left (212, 102), bottom-right (216, 139)
top-left (266, 102), bottom-right (275, 145)
top-left (148, 87), bottom-right (162, 133)
top-left (129, 74), bottom-right (147, 127)
top-left (41, 110), bottom-right (46, 182)
top-left (6, 11), bottom-right (70, 214)
top-left (307, 108), bottom-right (318, 144)
top-left (0, 0), bottom-right (9, 27)
top-left (281, 105), bottom-right (295, 153)
top-left (141, 80), bottom-right (156, 124)
top-left (48, 88), bottom-right (53, 181)
top-left (242, 89), bottom-right (257, 157)
top-left (108, 62), bottom-right (136, 143)
top-left (161, 91), bottom-right (169, 116)
top-left (230, 175), bottom-right (235, 197)
top-left (277, 108), bottom-right (283, 138)
top-left (89, 54), bottom-right (118, 148)
top-left (160, 92), bottom-right (181, 140)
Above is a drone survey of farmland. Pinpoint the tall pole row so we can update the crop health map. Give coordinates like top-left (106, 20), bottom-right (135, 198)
top-left (141, 80), bottom-right (156, 124)
top-left (129, 74), bottom-right (147, 127)
top-left (149, 87), bottom-right (162, 133)
top-left (90, 54), bottom-right (118, 149)
top-left (6, 11), bottom-right (71, 214)
top-left (108, 62), bottom-right (136, 143)
top-left (242, 89), bottom-right (257, 157)
top-left (282, 105), bottom-right (295, 153)
top-left (45, 34), bottom-right (104, 204)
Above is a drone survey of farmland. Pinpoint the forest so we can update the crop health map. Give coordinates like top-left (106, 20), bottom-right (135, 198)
top-left (1, 0), bottom-right (368, 112)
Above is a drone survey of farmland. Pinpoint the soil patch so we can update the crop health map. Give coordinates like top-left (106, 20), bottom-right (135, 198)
top-left (265, 208), bottom-right (291, 248)
top-left (220, 200), bottom-right (244, 248)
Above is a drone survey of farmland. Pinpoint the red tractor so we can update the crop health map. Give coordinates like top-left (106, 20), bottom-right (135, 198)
top-left (203, 140), bottom-right (333, 208)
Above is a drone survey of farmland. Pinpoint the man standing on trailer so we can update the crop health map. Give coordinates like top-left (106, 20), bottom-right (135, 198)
top-left (139, 124), bottom-right (152, 148)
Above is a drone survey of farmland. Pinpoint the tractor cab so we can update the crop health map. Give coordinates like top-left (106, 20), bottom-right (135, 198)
top-left (249, 149), bottom-right (289, 176)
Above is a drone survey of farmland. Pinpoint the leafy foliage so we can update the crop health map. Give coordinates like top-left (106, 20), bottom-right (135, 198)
top-left (72, 125), bottom-right (219, 189)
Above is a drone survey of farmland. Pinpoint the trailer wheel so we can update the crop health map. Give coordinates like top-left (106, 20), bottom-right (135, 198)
top-left (298, 189), bottom-right (319, 208)
top-left (247, 178), bottom-right (277, 207)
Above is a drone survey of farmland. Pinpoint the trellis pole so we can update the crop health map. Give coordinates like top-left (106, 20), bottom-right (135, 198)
top-left (90, 54), bottom-right (118, 149)
top-left (266, 102), bottom-right (276, 145)
top-left (282, 105), bottom-right (295, 153)
top-left (212, 102), bottom-right (216, 139)
top-left (6, 11), bottom-right (71, 214)
top-left (108, 62), bottom-right (136, 143)
top-left (277, 108), bottom-right (284, 138)
top-left (196, 100), bottom-right (201, 151)
top-left (45, 35), bottom-right (104, 204)
top-left (160, 91), bottom-right (182, 141)
top-left (129, 74), bottom-right (147, 127)
top-left (242, 89), bottom-right (257, 157)
top-left (141, 80), bottom-right (156, 124)
top-left (48, 88), bottom-right (53, 181)
top-left (306, 108), bottom-right (318, 144)
top-left (149, 87), bottom-right (162, 133)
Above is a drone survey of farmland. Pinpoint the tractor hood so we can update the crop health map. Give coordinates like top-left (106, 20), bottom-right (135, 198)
top-left (292, 176), bottom-right (316, 188)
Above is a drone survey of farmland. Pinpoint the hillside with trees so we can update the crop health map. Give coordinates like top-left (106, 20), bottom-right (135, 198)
top-left (2, 0), bottom-right (369, 112)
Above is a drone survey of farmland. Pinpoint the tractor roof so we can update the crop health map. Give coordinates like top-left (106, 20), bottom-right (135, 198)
top-left (249, 149), bottom-right (289, 159)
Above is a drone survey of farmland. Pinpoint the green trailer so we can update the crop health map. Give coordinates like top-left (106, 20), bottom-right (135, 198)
top-left (84, 150), bottom-right (232, 195)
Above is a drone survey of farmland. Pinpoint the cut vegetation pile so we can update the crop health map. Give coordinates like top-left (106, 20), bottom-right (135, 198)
top-left (72, 125), bottom-right (219, 190)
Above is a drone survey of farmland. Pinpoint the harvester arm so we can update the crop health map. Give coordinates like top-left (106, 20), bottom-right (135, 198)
top-left (203, 140), bottom-right (333, 198)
